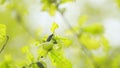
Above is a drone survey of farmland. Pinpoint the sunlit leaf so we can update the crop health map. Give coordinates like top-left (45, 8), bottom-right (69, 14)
top-left (78, 15), bottom-right (88, 26)
top-left (37, 45), bottom-right (48, 58)
top-left (61, 0), bottom-right (73, 4)
top-left (41, 0), bottom-right (74, 16)
top-left (116, 0), bottom-right (120, 8)
top-left (51, 22), bottom-right (59, 33)
top-left (43, 42), bottom-right (53, 51)
top-left (48, 50), bottom-right (72, 68)
top-left (54, 36), bottom-right (72, 47)
top-left (49, 4), bottom-right (57, 16)
top-left (4, 54), bottom-right (12, 63)
top-left (42, 4), bottom-right (48, 11)
top-left (0, 24), bottom-right (6, 46)
top-left (0, 0), bottom-right (5, 4)
top-left (83, 23), bottom-right (104, 35)
top-left (0, 54), bottom-right (13, 68)
top-left (21, 46), bottom-right (29, 53)
top-left (100, 36), bottom-right (110, 51)
top-left (62, 38), bottom-right (72, 47)
top-left (111, 54), bottom-right (120, 68)
top-left (21, 46), bottom-right (34, 62)
top-left (53, 44), bottom-right (62, 50)
top-left (80, 34), bottom-right (100, 50)
top-left (93, 56), bottom-right (107, 67)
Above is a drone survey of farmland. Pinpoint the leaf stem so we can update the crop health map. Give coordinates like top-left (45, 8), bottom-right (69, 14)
top-left (0, 35), bottom-right (9, 54)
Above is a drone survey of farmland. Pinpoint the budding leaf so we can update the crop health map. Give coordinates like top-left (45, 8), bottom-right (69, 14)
top-left (51, 23), bottom-right (59, 33)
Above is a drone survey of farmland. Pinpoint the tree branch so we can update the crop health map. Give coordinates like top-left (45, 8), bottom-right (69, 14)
top-left (58, 10), bottom-right (99, 68)
top-left (0, 35), bottom-right (9, 54)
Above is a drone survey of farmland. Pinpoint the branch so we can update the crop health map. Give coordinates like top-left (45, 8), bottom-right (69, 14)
top-left (58, 10), bottom-right (99, 68)
top-left (0, 36), bottom-right (9, 54)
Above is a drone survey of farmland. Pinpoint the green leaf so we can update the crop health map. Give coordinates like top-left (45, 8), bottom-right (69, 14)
top-left (0, 0), bottom-right (5, 4)
top-left (4, 54), bottom-right (12, 63)
top-left (51, 22), bottom-right (59, 33)
top-left (100, 36), bottom-right (110, 51)
top-left (41, 0), bottom-right (73, 16)
top-left (61, 38), bottom-right (72, 47)
top-left (0, 54), bottom-right (13, 68)
top-left (43, 42), bottom-right (53, 51)
top-left (42, 4), bottom-right (49, 11)
top-left (0, 24), bottom-right (6, 46)
top-left (21, 46), bottom-right (30, 54)
top-left (111, 54), bottom-right (120, 68)
top-left (37, 42), bottom-right (52, 58)
top-left (55, 36), bottom-right (72, 47)
top-left (21, 46), bottom-right (34, 62)
top-left (48, 50), bottom-right (72, 68)
top-left (79, 34), bottom-right (100, 50)
top-left (37, 47), bottom-right (48, 58)
top-left (49, 4), bottom-right (57, 16)
top-left (78, 15), bottom-right (88, 26)
top-left (83, 23), bottom-right (104, 35)
top-left (93, 55), bottom-right (107, 66)
top-left (61, 0), bottom-right (73, 4)
top-left (116, 0), bottom-right (120, 8)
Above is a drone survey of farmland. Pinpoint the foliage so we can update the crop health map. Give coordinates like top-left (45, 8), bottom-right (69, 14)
top-left (41, 0), bottom-right (73, 16)
top-left (116, 0), bottom-right (120, 8)
top-left (0, 0), bottom-right (120, 68)
top-left (0, 24), bottom-right (6, 45)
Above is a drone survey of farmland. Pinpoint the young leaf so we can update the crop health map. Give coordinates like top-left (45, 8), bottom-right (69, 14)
top-left (49, 4), bottom-right (57, 16)
top-left (100, 36), bottom-right (110, 51)
top-left (0, 24), bottom-right (6, 45)
top-left (51, 22), bottom-right (59, 33)
top-left (21, 46), bottom-right (34, 62)
top-left (54, 36), bottom-right (72, 47)
top-left (78, 15), bottom-right (88, 26)
top-left (48, 50), bottom-right (72, 68)
top-left (43, 42), bottom-right (53, 51)
top-left (83, 23), bottom-right (104, 35)
top-left (0, 54), bottom-right (13, 68)
top-left (37, 45), bottom-right (48, 58)
top-left (79, 34), bottom-right (100, 50)
top-left (61, 38), bottom-right (72, 47)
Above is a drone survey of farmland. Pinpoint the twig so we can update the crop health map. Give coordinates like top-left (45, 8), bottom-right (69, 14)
top-left (0, 36), bottom-right (9, 54)
top-left (28, 61), bottom-right (45, 68)
top-left (46, 34), bottom-right (54, 42)
top-left (16, 13), bottom-right (39, 41)
top-left (58, 10), bottom-right (99, 68)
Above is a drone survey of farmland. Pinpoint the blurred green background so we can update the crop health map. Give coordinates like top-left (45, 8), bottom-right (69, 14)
top-left (0, 0), bottom-right (120, 68)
